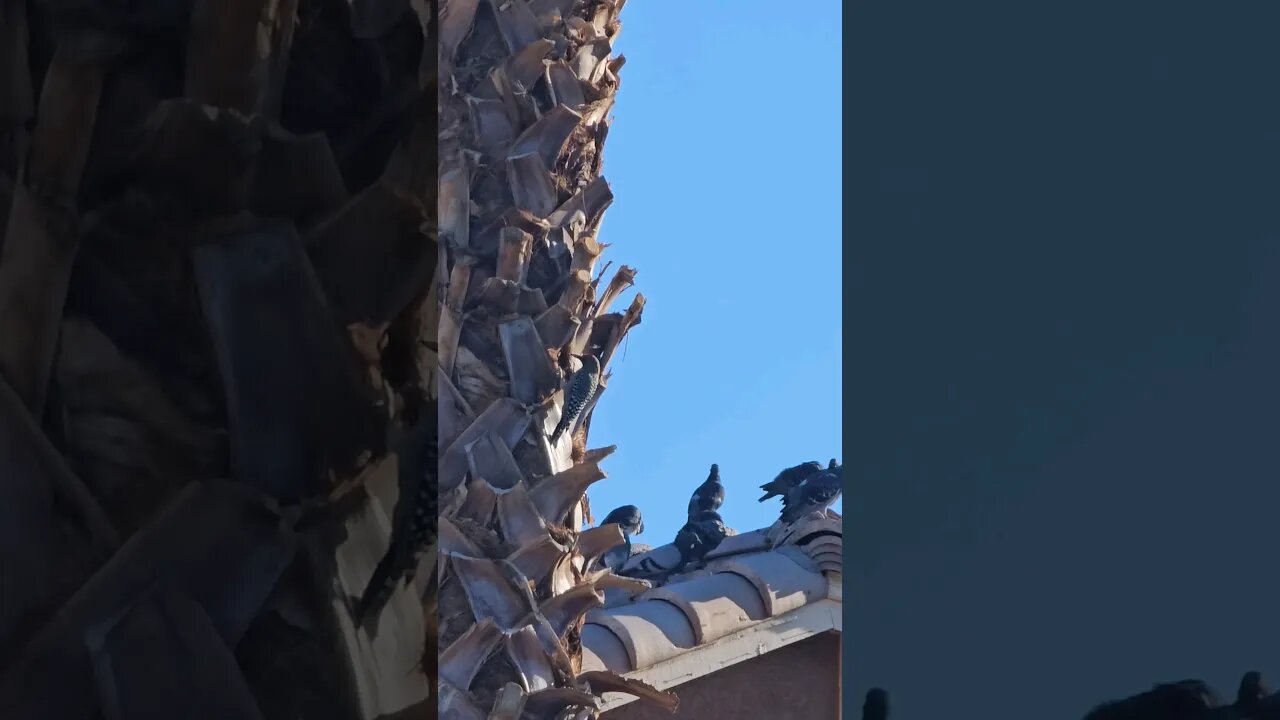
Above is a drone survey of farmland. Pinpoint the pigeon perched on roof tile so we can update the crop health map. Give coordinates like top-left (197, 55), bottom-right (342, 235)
top-left (601, 504), bottom-right (644, 536)
top-left (599, 504), bottom-right (644, 573)
top-left (780, 466), bottom-right (842, 524)
top-left (687, 463), bottom-right (724, 519)
top-left (674, 510), bottom-right (727, 570)
top-left (759, 460), bottom-right (823, 503)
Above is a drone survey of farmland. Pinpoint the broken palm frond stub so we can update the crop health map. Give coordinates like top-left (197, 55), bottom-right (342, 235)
top-left (439, 0), bottom-right (663, 717)
top-left (0, 1), bottom-right (437, 718)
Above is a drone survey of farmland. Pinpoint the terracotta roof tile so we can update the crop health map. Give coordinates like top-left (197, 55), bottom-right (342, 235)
top-left (585, 599), bottom-right (695, 669)
top-left (618, 544), bottom-right (680, 577)
top-left (580, 623), bottom-right (629, 673)
top-left (702, 529), bottom-right (769, 559)
top-left (713, 550), bottom-right (826, 617)
top-left (582, 512), bottom-right (842, 676)
top-left (771, 543), bottom-right (820, 572)
top-left (641, 572), bottom-right (767, 645)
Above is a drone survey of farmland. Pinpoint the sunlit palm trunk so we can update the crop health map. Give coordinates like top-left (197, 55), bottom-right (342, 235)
top-left (437, 0), bottom-right (669, 717)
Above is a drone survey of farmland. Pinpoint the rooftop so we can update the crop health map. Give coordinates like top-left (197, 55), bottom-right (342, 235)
top-left (580, 512), bottom-right (843, 711)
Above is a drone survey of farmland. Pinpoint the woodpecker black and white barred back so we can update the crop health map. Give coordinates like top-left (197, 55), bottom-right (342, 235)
top-left (550, 354), bottom-right (601, 442)
top-left (687, 463), bottom-right (724, 519)
top-left (354, 409), bottom-right (437, 624)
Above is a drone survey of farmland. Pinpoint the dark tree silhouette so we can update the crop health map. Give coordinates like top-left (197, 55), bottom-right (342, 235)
top-left (1233, 671), bottom-right (1280, 719)
top-left (863, 687), bottom-right (889, 720)
top-left (1082, 680), bottom-right (1220, 720)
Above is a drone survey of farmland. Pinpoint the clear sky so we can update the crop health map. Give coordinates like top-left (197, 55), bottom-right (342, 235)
top-left (584, 1), bottom-right (844, 545)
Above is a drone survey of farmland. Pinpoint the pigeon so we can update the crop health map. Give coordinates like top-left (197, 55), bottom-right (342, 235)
top-left (601, 504), bottom-right (644, 536)
top-left (780, 467), bottom-right (842, 524)
top-left (759, 460), bottom-right (823, 502)
top-left (674, 510), bottom-right (727, 569)
top-left (598, 505), bottom-right (643, 572)
top-left (862, 688), bottom-right (889, 720)
top-left (687, 463), bottom-right (725, 519)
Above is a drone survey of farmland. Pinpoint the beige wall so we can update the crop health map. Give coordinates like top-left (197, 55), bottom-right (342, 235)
top-left (603, 631), bottom-right (841, 720)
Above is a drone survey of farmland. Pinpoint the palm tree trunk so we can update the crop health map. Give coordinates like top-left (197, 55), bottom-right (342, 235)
top-left (0, 1), bottom-right (436, 718)
top-left (437, 1), bottom-right (673, 717)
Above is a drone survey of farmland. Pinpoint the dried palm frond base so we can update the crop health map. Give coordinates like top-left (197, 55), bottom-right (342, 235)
top-left (438, 0), bottom-right (668, 717)
top-left (0, 0), bottom-right (437, 717)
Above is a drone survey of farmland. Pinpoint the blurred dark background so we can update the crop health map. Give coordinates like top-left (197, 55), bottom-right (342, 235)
top-left (850, 3), bottom-right (1280, 718)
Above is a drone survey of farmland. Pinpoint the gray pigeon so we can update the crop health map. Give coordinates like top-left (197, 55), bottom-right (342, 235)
top-left (601, 504), bottom-right (644, 536)
top-left (687, 463), bottom-right (725, 519)
top-left (674, 510), bottom-right (727, 569)
top-left (780, 467), bottom-right (842, 524)
top-left (759, 460), bottom-right (823, 502)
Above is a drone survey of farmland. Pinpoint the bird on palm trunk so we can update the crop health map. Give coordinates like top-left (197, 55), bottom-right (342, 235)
top-left (687, 463), bottom-right (724, 519)
top-left (550, 354), bottom-right (601, 443)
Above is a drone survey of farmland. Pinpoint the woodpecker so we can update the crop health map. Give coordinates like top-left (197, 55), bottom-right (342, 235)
top-left (779, 467), bottom-right (842, 524)
top-left (758, 460), bottom-right (823, 503)
top-left (687, 463), bottom-right (724, 519)
top-left (354, 410), bottom-right (437, 624)
top-left (598, 504), bottom-right (644, 572)
top-left (674, 510), bottom-right (726, 570)
top-left (549, 354), bottom-right (600, 443)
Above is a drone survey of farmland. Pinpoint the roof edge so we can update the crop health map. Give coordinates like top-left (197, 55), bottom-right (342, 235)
top-left (595, 598), bottom-right (842, 712)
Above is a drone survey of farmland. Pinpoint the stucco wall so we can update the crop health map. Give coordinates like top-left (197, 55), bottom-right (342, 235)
top-left (602, 631), bottom-right (841, 720)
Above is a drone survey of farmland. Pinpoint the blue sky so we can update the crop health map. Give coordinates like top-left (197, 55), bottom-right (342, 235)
top-left (584, 1), bottom-right (843, 544)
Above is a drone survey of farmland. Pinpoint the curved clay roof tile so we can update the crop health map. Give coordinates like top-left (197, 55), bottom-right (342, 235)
top-left (716, 552), bottom-right (827, 618)
top-left (584, 599), bottom-right (694, 669)
top-left (640, 572), bottom-right (767, 645)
